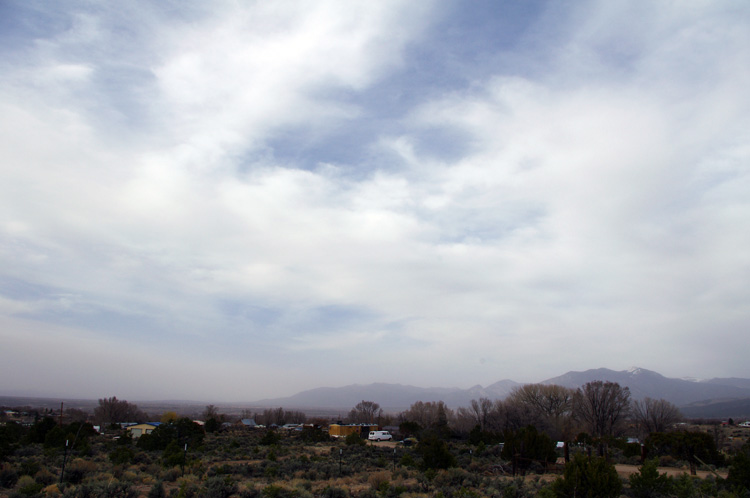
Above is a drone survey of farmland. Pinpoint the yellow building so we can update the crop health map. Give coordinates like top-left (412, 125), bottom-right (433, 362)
top-left (125, 423), bottom-right (159, 438)
top-left (328, 424), bottom-right (378, 438)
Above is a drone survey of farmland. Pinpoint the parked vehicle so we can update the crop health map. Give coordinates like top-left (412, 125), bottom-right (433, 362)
top-left (368, 430), bottom-right (392, 441)
top-left (400, 437), bottom-right (418, 446)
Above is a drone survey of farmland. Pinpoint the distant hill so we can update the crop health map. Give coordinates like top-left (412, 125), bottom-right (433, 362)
top-left (250, 367), bottom-right (750, 417)
top-left (251, 380), bottom-right (522, 412)
top-left (5, 367), bottom-right (750, 419)
top-left (680, 398), bottom-right (750, 420)
top-left (541, 367), bottom-right (750, 406)
top-left (702, 378), bottom-right (750, 390)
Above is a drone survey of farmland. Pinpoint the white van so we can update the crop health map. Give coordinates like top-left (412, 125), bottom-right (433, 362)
top-left (368, 430), bottom-right (392, 441)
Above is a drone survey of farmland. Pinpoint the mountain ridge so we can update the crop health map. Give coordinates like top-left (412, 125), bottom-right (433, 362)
top-left (251, 367), bottom-right (750, 416)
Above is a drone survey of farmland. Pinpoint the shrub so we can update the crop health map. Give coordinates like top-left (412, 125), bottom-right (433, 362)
top-left (260, 431), bottom-right (281, 446)
top-left (161, 467), bottom-right (181, 483)
top-left (501, 426), bottom-right (557, 474)
top-left (34, 469), bottom-right (57, 486)
top-left (239, 485), bottom-right (261, 498)
top-left (65, 459), bottom-right (98, 485)
top-left (548, 454), bottom-right (621, 498)
top-left (70, 481), bottom-right (138, 498)
top-left (1, 468), bottom-right (19, 488)
top-left (368, 471), bottom-right (390, 491)
top-left (148, 481), bottom-right (166, 498)
top-left (299, 427), bottom-right (329, 443)
top-left (399, 453), bottom-right (416, 468)
top-left (416, 433), bottom-right (456, 470)
top-left (320, 486), bottom-right (348, 498)
top-left (16, 475), bottom-right (44, 497)
top-left (727, 442), bottom-right (750, 492)
top-left (672, 473), bottom-right (697, 498)
top-left (109, 446), bottom-right (135, 465)
top-left (203, 476), bottom-right (237, 498)
top-left (628, 459), bottom-right (673, 498)
top-left (344, 433), bottom-right (365, 446)
top-left (646, 431), bottom-right (724, 472)
top-left (171, 478), bottom-right (200, 498)
top-left (162, 441), bottom-right (186, 467)
top-left (43, 484), bottom-right (61, 496)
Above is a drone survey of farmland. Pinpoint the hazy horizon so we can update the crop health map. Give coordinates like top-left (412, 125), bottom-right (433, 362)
top-left (2, 1), bottom-right (749, 402)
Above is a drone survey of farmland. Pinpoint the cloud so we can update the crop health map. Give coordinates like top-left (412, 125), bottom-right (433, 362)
top-left (0, 0), bottom-right (749, 400)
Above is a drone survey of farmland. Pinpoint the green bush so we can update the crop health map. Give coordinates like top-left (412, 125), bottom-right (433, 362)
top-left (646, 431), bottom-right (724, 471)
top-left (259, 431), bottom-right (281, 446)
top-left (299, 426), bottom-right (329, 443)
top-left (109, 446), bottom-right (135, 465)
top-left (203, 476), bottom-right (238, 498)
top-left (321, 486), bottom-right (349, 498)
top-left (416, 433), bottom-right (456, 470)
top-left (16, 475), bottom-right (43, 497)
top-left (148, 480), bottom-right (166, 498)
top-left (501, 425), bottom-right (557, 473)
top-left (344, 433), bottom-right (365, 446)
top-left (727, 442), bottom-right (750, 492)
top-left (162, 441), bottom-right (186, 467)
top-left (629, 459), bottom-right (673, 497)
top-left (549, 454), bottom-right (621, 498)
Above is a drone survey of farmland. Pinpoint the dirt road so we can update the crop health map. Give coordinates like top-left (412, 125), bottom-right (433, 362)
top-left (614, 464), bottom-right (726, 480)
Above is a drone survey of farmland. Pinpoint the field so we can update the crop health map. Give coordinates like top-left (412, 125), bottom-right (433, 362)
top-left (2, 420), bottom-right (748, 498)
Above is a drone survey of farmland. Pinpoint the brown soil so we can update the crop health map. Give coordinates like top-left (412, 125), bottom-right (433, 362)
top-left (614, 463), bottom-right (727, 479)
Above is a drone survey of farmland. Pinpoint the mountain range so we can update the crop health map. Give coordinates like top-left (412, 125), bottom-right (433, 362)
top-left (252, 367), bottom-right (750, 418)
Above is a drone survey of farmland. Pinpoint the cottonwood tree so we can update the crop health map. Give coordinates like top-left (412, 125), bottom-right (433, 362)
top-left (455, 398), bottom-right (536, 437)
top-left (93, 397), bottom-right (145, 425)
top-left (470, 397), bottom-right (494, 431)
top-left (202, 405), bottom-right (219, 421)
top-left (573, 381), bottom-right (631, 439)
top-left (455, 398), bottom-right (512, 438)
top-left (255, 407), bottom-right (306, 426)
top-left (632, 397), bottom-right (682, 436)
top-left (399, 401), bottom-right (454, 432)
top-left (348, 400), bottom-right (382, 423)
top-left (506, 384), bottom-right (575, 440)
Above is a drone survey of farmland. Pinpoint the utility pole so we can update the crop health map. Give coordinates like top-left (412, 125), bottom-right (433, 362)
top-left (59, 440), bottom-right (69, 484)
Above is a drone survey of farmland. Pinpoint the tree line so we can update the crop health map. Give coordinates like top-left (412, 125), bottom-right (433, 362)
top-left (83, 381), bottom-right (682, 444)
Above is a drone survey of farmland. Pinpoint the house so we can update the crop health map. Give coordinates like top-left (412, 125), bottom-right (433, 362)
top-left (125, 422), bottom-right (160, 438)
top-left (239, 418), bottom-right (258, 428)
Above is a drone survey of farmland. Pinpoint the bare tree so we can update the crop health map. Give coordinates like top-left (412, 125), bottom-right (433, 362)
top-left (348, 400), bottom-right (381, 423)
top-left (202, 405), bottom-right (219, 421)
top-left (508, 384), bottom-right (574, 419)
top-left (399, 401), bottom-right (455, 430)
top-left (632, 397), bottom-right (682, 435)
top-left (470, 398), bottom-right (494, 431)
top-left (254, 407), bottom-right (306, 426)
top-left (64, 408), bottom-right (90, 423)
top-left (506, 384), bottom-right (575, 440)
top-left (573, 381), bottom-right (631, 438)
top-left (93, 396), bottom-right (145, 425)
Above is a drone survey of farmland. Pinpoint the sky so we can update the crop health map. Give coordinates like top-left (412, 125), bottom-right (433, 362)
top-left (1, 1), bottom-right (749, 403)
